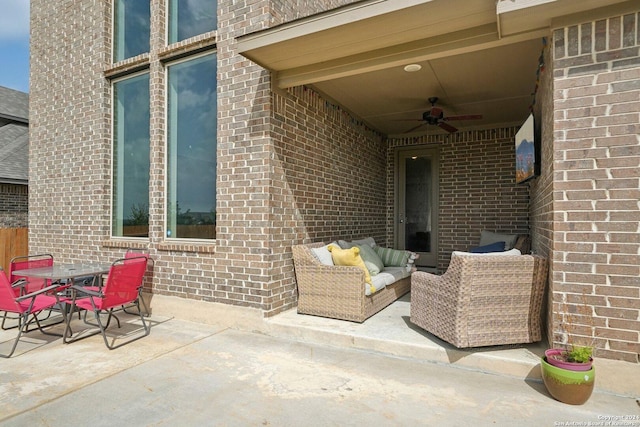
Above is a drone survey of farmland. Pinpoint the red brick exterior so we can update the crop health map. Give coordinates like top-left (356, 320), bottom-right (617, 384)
top-left (28, 1), bottom-right (639, 362)
top-left (0, 184), bottom-right (28, 228)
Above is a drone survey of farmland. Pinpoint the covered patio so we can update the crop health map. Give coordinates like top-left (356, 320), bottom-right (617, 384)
top-left (233, 0), bottom-right (640, 363)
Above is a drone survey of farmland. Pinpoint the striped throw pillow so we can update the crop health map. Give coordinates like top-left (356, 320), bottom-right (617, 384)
top-left (373, 246), bottom-right (411, 267)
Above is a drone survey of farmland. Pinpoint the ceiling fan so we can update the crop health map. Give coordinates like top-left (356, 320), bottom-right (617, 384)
top-left (404, 97), bottom-right (483, 133)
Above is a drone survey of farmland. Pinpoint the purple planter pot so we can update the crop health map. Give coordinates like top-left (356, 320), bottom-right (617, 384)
top-left (545, 349), bottom-right (593, 371)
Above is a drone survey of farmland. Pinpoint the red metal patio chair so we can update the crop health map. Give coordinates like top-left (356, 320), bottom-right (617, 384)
top-left (2, 254), bottom-right (56, 331)
top-left (0, 268), bottom-right (66, 358)
top-left (122, 248), bottom-right (151, 316)
top-left (84, 248), bottom-right (151, 321)
top-left (63, 256), bottom-right (150, 350)
top-left (9, 253), bottom-right (55, 292)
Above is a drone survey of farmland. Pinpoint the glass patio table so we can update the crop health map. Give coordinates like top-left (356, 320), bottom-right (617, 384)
top-left (12, 262), bottom-right (113, 336)
top-left (12, 263), bottom-right (112, 286)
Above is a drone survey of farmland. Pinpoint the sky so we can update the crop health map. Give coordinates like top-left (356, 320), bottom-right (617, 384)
top-left (0, 1), bottom-right (30, 93)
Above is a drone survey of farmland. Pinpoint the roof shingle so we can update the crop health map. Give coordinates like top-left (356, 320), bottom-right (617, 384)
top-left (0, 86), bottom-right (29, 124)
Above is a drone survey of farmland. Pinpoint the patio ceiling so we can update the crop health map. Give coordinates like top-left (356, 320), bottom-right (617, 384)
top-left (237, 0), bottom-right (636, 136)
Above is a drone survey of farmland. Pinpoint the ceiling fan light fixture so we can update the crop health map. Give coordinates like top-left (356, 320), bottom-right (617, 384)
top-left (403, 64), bottom-right (422, 72)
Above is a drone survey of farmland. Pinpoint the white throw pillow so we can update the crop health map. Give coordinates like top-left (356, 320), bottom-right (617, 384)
top-left (311, 242), bottom-right (338, 265)
top-left (452, 248), bottom-right (521, 257)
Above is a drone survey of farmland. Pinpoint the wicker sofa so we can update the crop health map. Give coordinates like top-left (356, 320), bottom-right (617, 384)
top-left (292, 242), bottom-right (411, 322)
top-left (410, 251), bottom-right (548, 348)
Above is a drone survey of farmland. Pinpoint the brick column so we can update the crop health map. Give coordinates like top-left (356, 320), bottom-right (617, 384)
top-left (552, 11), bottom-right (640, 362)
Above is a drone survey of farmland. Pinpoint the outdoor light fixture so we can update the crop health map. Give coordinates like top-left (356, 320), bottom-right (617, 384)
top-left (404, 64), bottom-right (422, 72)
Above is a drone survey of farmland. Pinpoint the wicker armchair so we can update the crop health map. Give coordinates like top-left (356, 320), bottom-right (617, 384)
top-left (410, 252), bottom-right (548, 348)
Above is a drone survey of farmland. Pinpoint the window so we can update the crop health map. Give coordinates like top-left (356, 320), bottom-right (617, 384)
top-left (168, 0), bottom-right (217, 44)
top-left (166, 53), bottom-right (217, 239)
top-left (112, 73), bottom-right (150, 238)
top-left (114, 0), bottom-right (150, 62)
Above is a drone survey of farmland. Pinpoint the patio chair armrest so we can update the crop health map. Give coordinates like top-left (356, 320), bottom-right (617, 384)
top-left (15, 282), bottom-right (67, 301)
top-left (11, 278), bottom-right (28, 289)
top-left (70, 284), bottom-right (102, 298)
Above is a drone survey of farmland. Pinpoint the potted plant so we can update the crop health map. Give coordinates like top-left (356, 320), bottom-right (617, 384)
top-left (541, 297), bottom-right (595, 405)
top-left (541, 348), bottom-right (595, 405)
top-left (545, 345), bottom-right (593, 371)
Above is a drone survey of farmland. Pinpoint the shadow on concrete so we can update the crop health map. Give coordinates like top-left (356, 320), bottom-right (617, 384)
top-left (402, 313), bottom-right (546, 364)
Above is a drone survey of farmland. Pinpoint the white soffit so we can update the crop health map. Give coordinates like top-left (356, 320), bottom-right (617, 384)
top-left (237, 0), bottom-right (499, 86)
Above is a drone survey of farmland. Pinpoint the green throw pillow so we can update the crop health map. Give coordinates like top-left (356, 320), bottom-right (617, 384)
top-left (357, 244), bottom-right (384, 276)
top-left (373, 246), bottom-right (411, 267)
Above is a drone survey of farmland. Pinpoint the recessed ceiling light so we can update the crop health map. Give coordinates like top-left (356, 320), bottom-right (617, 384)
top-left (404, 64), bottom-right (422, 72)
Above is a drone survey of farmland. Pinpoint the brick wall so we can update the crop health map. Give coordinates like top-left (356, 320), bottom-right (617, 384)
top-left (529, 37), bottom-right (555, 347)
top-left (269, 0), bottom-right (359, 25)
top-left (387, 130), bottom-right (530, 272)
top-left (28, 0), bottom-right (384, 318)
top-left (552, 11), bottom-right (640, 362)
top-left (29, 0), bottom-right (111, 261)
top-left (217, 0), bottom-right (290, 314)
top-left (273, 86), bottom-right (387, 243)
top-left (28, 0), bottom-right (533, 312)
top-left (0, 184), bottom-right (28, 227)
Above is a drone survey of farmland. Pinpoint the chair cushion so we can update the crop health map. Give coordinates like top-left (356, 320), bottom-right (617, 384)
top-left (479, 230), bottom-right (518, 250)
top-left (470, 241), bottom-right (505, 253)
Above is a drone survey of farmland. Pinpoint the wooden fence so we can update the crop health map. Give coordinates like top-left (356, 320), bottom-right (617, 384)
top-left (0, 228), bottom-right (28, 271)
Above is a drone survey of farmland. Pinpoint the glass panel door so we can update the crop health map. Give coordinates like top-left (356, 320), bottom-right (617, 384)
top-left (396, 147), bottom-right (439, 268)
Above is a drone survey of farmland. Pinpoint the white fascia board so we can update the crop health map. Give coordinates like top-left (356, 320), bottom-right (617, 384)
top-left (236, 0), bottom-right (434, 52)
top-left (496, 0), bottom-right (557, 15)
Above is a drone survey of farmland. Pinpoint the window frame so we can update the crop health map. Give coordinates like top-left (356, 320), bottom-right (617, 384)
top-left (163, 49), bottom-right (218, 242)
top-left (166, 0), bottom-right (218, 45)
top-left (113, 0), bottom-right (151, 63)
top-left (110, 70), bottom-right (151, 240)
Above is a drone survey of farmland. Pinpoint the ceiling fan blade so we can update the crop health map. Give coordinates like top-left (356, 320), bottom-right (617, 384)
top-left (405, 123), bottom-right (427, 133)
top-left (438, 122), bottom-right (458, 133)
top-left (444, 114), bottom-right (483, 121)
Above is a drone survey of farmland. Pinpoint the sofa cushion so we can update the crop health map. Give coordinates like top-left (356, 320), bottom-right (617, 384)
top-left (372, 267), bottom-right (411, 289)
top-left (470, 241), bottom-right (505, 253)
top-left (353, 237), bottom-right (376, 247)
top-left (373, 246), bottom-right (411, 267)
top-left (311, 242), bottom-right (338, 265)
top-left (337, 237), bottom-right (377, 249)
top-left (327, 245), bottom-right (377, 295)
top-left (479, 230), bottom-right (518, 250)
top-left (337, 240), bottom-right (354, 249)
top-left (358, 244), bottom-right (384, 276)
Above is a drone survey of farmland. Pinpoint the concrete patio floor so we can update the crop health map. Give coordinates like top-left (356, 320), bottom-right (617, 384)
top-left (1, 294), bottom-right (638, 426)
